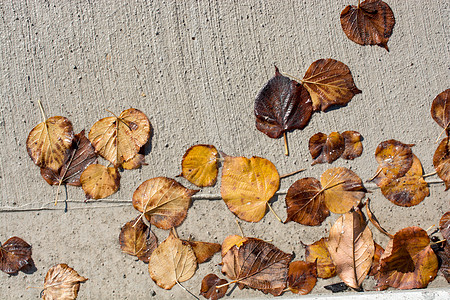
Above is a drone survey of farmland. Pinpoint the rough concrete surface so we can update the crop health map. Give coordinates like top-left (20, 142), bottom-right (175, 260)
top-left (0, 0), bottom-right (448, 299)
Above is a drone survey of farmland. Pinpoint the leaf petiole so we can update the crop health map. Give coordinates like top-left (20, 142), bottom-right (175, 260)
top-left (267, 202), bottom-right (283, 223)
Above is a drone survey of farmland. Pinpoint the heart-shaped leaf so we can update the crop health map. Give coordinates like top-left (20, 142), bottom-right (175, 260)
top-left (341, 130), bottom-right (363, 160)
top-left (80, 164), bottom-right (120, 199)
top-left (309, 132), bottom-right (344, 165)
top-left (287, 261), bottom-right (317, 295)
top-left (119, 217), bottom-right (158, 263)
top-left (375, 139), bottom-right (413, 180)
top-left (433, 137), bottom-right (450, 190)
top-left (200, 274), bottom-right (228, 300)
top-left (431, 89), bottom-right (450, 133)
top-left (42, 264), bottom-right (88, 300)
top-left (0, 237), bottom-right (32, 274)
top-left (181, 144), bottom-right (219, 187)
top-left (304, 238), bottom-right (336, 279)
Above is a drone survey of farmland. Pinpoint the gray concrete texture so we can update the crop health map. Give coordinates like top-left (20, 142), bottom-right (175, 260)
top-left (0, 0), bottom-right (448, 299)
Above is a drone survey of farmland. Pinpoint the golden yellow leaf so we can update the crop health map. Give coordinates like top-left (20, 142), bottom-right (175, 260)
top-left (80, 164), bottom-right (120, 199)
top-left (42, 264), bottom-right (88, 300)
top-left (221, 235), bottom-right (247, 257)
top-left (304, 238), bottom-right (336, 279)
top-left (181, 144), bottom-right (219, 187)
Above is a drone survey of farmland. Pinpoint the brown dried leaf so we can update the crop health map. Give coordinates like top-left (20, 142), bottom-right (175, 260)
top-left (40, 130), bottom-right (97, 186)
top-left (88, 108), bottom-right (151, 167)
top-left (119, 217), bottom-right (158, 263)
top-left (122, 154), bottom-right (147, 170)
top-left (341, 130), bottom-right (363, 160)
top-left (80, 164), bottom-right (120, 199)
top-left (340, 0), bottom-right (395, 51)
top-left (186, 240), bottom-right (221, 264)
top-left (181, 144), bottom-right (219, 187)
top-left (440, 211), bottom-right (450, 240)
top-left (42, 264), bottom-right (88, 300)
top-left (132, 177), bottom-right (199, 229)
top-left (431, 89), bottom-right (450, 132)
top-left (149, 231), bottom-right (197, 289)
top-left (368, 242), bottom-right (385, 276)
top-left (375, 139), bottom-right (413, 180)
top-left (200, 274), bottom-right (228, 300)
top-left (287, 261), bottom-right (317, 295)
top-left (302, 58), bottom-right (361, 112)
top-left (255, 67), bottom-right (312, 138)
top-left (27, 116), bottom-right (74, 171)
top-left (309, 132), bottom-right (344, 165)
top-left (327, 209), bottom-right (374, 289)
top-left (433, 137), bottom-right (450, 190)
top-left (304, 238), bottom-right (336, 279)
top-left (0, 237), bottom-right (32, 274)
top-left (220, 155), bottom-right (280, 222)
top-left (375, 227), bottom-right (438, 290)
top-left (221, 237), bottom-right (293, 296)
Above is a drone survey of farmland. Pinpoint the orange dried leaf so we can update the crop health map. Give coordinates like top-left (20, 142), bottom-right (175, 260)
top-left (80, 164), bottom-right (120, 199)
top-left (375, 226), bottom-right (438, 290)
top-left (327, 209), bottom-right (374, 289)
top-left (440, 211), bottom-right (450, 240)
top-left (220, 155), bottom-right (280, 222)
top-left (340, 0), bottom-right (395, 51)
top-left (304, 238), bottom-right (336, 279)
top-left (287, 261), bottom-right (317, 295)
top-left (200, 274), bottom-right (228, 300)
top-left (439, 212), bottom-right (450, 282)
top-left (302, 58), bottom-right (361, 112)
top-left (433, 137), bottom-right (450, 190)
top-left (431, 89), bottom-right (450, 132)
top-left (88, 108), bottom-right (151, 167)
top-left (375, 139), bottom-right (413, 180)
top-left (221, 237), bottom-right (293, 296)
top-left (309, 132), bottom-right (344, 166)
top-left (181, 144), bottom-right (219, 187)
top-left (368, 242), bottom-right (385, 276)
top-left (122, 154), bottom-right (147, 170)
top-left (341, 130), bottom-right (363, 160)
top-left (221, 235), bottom-right (247, 257)
top-left (27, 116), bottom-right (74, 171)
top-left (149, 231), bottom-right (197, 290)
top-left (119, 217), bottom-right (158, 263)
top-left (186, 240), bottom-right (221, 264)
top-left (0, 237), bottom-right (32, 274)
top-left (132, 177), bottom-right (199, 230)
top-left (42, 264), bottom-right (88, 300)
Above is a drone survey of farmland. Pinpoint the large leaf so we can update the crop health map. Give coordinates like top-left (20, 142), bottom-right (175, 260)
top-left (220, 155), bottom-right (280, 222)
top-left (181, 144), bottom-right (219, 187)
top-left (80, 164), bottom-right (120, 199)
top-left (433, 137), bottom-right (450, 190)
top-left (375, 139), bottom-right (413, 180)
top-left (119, 217), bottom-right (158, 263)
top-left (221, 237), bottom-right (293, 296)
top-left (327, 209), bottom-right (374, 289)
top-left (287, 261), bottom-right (317, 295)
top-left (27, 116), bottom-right (74, 171)
top-left (340, 0), bottom-right (395, 51)
top-left (42, 264), bottom-right (88, 300)
top-left (0, 237), bottom-right (32, 274)
top-left (430, 87), bottom-right (450, 131)
top-left (132, 177), bottom-right (199, 229)
top-left (88, 108), bottom-right (151, 167)
top-left (304, 238), bottom-right (336, 279)
top-left (254, 67), bottom-right (312, 138)
top-left (302, 58), bottom-right (361, 112)
top-left (309, 132), bottom-right (344, 165)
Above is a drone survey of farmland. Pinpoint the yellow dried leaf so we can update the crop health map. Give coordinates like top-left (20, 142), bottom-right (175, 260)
top-left (181, 144), bottom-right (219, 187)
top-left (304, 238), bottom-right (336, 279)
top-left (80, 164), bottom-right (120, 199)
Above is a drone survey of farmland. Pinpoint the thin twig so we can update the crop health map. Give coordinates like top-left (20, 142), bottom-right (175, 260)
top-left (235, 219), bottom-right (245, 237)
top-left (176, 281), bottom-right (199, 300)
top-left (423, 171), bottom-right (437, 178)
top-left (426, 224), bottom-right (435, 232)
top-left (283, 132), bottom-right (289, 156)
top-left (280, 168), bottom-right (305, 179)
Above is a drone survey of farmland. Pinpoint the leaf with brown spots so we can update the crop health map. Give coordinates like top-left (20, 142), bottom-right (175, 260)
top-left (287, 261), bottom-right (317, 295)
top-left (304, 238), bottom-right (336, 279)
top-left (368, 242), bottom-right (385, 276)
top-left (88, 108), bottom-right (151, 167)
top-left (42, 264), bottom-right (88, 300)
top-left (132, 177), bottom-right (199, 229)
top-left (431, 89), bottom-right (450, 133)
top-left (119, 217), bottom-right (158, 263)
top-left (341, 130), bottom-right (363, 160)
top-left (200, 274), bottom-right (228, 300)
top-left (220, 155), bottom-right (280, 222)
top-left (185, 240), bottom-right (221, 264)
top-left (0, 237), bottom-right (32, 274)
top-left (181, 144), bottom-right (219, 187)
top-left (80, 164), bottom-right (120, 199)
top-left (340, 0), bottom-right (395, 51)
top-left (433, 137), bottom-right (450, 190)
top-left (374, 139), bottom-right (414, 180)
top-left (302, 58), bottom-right (361, 112)
top-left (309, 132), bottom-right (344, 165)
top-left (27, 116), bottom-right (74, 172)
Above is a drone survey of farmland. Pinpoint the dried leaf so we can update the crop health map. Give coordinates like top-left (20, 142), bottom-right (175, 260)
top-left (0, 237), bottom-right (32, 274)
top-left (287, 261), bottom-right (317, 295)
top-left (368, 242), bottom-right (385, 276)
top-left (200, 274), bottom-right (228, 300)
top-left (88, 108), bottom-right (151, 167)
top-left (430, 88), bottom-right (450, 132)
top-left (254, 66), bottom-right (312, 138)
top-left (40, 130), bottom-right (97, 186)
top-left (221, 237), bottom-right (293, 296)
top-left (42, 264), bottom-right (88, 300)
top-left (304, 238), bottom-right (336, 279)
top-left (119, 217), bottom-right (158, 263)
top-left (27, 116), bottom-right (74, 171)
top-left (221, 235), bottom-right (247, 257)
top-left (375, 139), bottom-right (413, 180)
top-left (340, 0), bottom-right (395, 51)
top-left (302, 58), bottom-right (361, 112)
top-left (181, 144), bottom-right (219, 187)
top-left (132, 177), bottom-right (199, 229)
top-left (366, 198), bottom-right (394, 238)
top-left (309, 132), bottom-right (344, 165)
top-left (186, 240), bottom-right (221, 264)
top-left (149, 231), bottom-right (197, 289)
top-left (439, 211), bottom-right (450, 240)
top-left (433, 137), bottom-right (450, 190)
top-left (375, 226), bottom-right (438, 290)
top-left (341, 130), bottom-right (363, 160)
top-left (122, 154), bottom-right (147, 170)
top-left (80, 164), bottom-right (120, 199)
top-left (220, 155), bottom-right (280, 222)
top-left (327, 209), bottom-right (374, 289)
top-left (439, 212), bottom-right (450, 282)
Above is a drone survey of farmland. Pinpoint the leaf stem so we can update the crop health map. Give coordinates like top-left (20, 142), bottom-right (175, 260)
top-left (367, 168), bottom-right (382, 182)
top-left (280, 168), bottom-right (305, 179)
top-left (176, 281), bottom-right (199, 300)
top-left (216, 279), bottom-right (239, 289)
top-left (423, 171), bottom-right (437, 178)
top-left (235, 219), bottom-right (245, 237)
top-left (37, 99), bottom-right (47, 122)
top-left (435, 122), bottom-right (450, 143)
top-left (426, 224), bottom-right (435, 232)
top-left (267, 202), bottom-right (283, 223)
top-left (280, 71), bottom-right (304, 84)
top-left (283, 132), bottom-right (289, 156)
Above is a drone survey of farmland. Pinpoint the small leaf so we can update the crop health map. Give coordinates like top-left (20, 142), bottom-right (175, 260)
top-left (80, 164), bottom-right (120, 199)
top-left (430, 88), bottom-right (450, 132)
top-left (341, 130), bottom-right (363, 160)
top-left (186, 240), bottom-right (221, 264)
top-left (375, 139), bottom-right (413, 180)
top-left (181, 144), bottom-right (219, 187)
top-left (304, 238), bottom-right (336, 279)
top-left (122, 154), bottom-right (147, 170)
top-left (340, 0), bottom-right (395, 51)
top-left (302, 58), bottom-right (361, 112)
top-left (0, 237), bottom-right (32, 274)
top-left (42, 264), bottom-right (88, 300)
top-left (433, 137), bottom-right (450, 190)
top-left (309, 132), bottom-right (344, 165)
top-left (200, 274), bottom-right (228, 300)
top-left (119, 217), bottom-right (158, 263)
top-left (287, 261), bottom-right (317, 295)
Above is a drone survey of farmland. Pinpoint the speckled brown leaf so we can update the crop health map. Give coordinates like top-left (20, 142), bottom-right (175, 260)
top-left (186, 240), bottom-right (221, 264)
top-left (431, 89), bottom-right (450, 133)
top-left (220, 155), bottom-right (280, 222)
top-left (181, 144), bottom-right (219, 187)
top-left (304, 238), bottom-right (336, 279)
top-left (88, 108), bottom-right (151, 167)
top-left (80, 164), bottom-right (120, 199)
top-left (302, 59), bottom-right (361, 112)
top-left (309, 132), bottom-right (344, 165)
top-left (221, 237), bottom-right (293, 296)
top-left (341, 130), bottom-right (363, 160)
top-left (340, 0), bottom-right (395, 51)
top-left (27, 116), bottom-right (74, 171)
top-left (0, 237), bottom-right (32, 274)
top-left (375, 139), bottom-right (413, 180)
top-left (433, 137), bottom-right (450, 190)
top-left (200, 274), bottom-right (228, 300)
top-left (287, 261), bottom-right (317, 295)
top-left (42, 264), bottom-right (88, 300)
top-left (119, 217), bottom-right (158, 263)
top-left (40, 130), bottom-right (97, 186)
top-left (368, 242), bottom-right (385, 276)
top-left (132, 177), bottom-right (199, 229)
top-left (254, 67), bottom-right (312, 139)
top-left (375, 227), bottom-right (438, 290)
